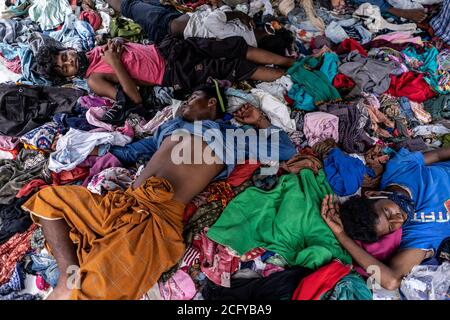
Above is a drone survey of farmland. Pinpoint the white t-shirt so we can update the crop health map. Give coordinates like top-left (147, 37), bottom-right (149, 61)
top-left (183, 5), bottom-right (257, 47)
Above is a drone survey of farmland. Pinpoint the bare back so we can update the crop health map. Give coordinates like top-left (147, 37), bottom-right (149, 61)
top-left (133, 133), bottom-right (225, 204)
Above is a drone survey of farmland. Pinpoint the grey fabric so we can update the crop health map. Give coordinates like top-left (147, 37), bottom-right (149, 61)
top-left (0, 18), bottom-right (39, 44)
top-left (0, 149), bottom-right (49, 205)
top-left (338, 52), bottom-right (396, 95)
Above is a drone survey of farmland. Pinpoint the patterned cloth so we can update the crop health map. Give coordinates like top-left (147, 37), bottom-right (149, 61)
top-left (431, 0), bottom-right (450, 45)
top-left (0, 224), bottom-right (36, 286)
top-left (87, 167), bottom-right (136, 195)
top-left (20, 122), bottom-right (60, 152)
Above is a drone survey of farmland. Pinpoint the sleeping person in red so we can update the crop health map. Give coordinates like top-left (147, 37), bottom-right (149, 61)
top-left (35, 36), bottom-right (295, 124)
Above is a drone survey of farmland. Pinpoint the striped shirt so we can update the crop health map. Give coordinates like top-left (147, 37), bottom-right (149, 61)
top-left (431, 0), bottom-right (450, 45)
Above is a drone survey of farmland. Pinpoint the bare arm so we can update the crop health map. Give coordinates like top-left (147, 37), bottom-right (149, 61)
top-left (321, 195), bottom-right (427, 290)
top-left (335, 231), bottom-right (427, 290)
top-left (423, 146), bottom-right (450, 165)
top-left (100, 40), bottom-right (142, 104)
top-left (87, 73), bottom-right (118, 101)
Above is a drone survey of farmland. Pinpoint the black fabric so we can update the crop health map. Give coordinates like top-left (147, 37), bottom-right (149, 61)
top-left (202, 268), bottom-right (312, 300)
top-left (437, 237), bottom-right (450, 264)
top-left (0, 84), bottom-right (85, 136)
top-left (0, 196), bottom-right (32, 245)
top-left (158, 35), bottom-right (258, 95)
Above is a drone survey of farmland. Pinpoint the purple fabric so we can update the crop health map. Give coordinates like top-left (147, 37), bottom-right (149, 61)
top-left (78, 95), bottom-right (114, 109)
top-left (0, 136), bottom-right (19, 150)
top-left (80, 153), bottom-right (123, 187)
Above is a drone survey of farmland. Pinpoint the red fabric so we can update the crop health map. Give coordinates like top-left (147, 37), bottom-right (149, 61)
top-left (226, 162), bottom-right (260, 187)
top-left (79, 10), bottom-right (102, 31)
top-left (51, 166), bottom-right (90, 185)
top-left (292, 260), bottom-right (351, 300)
top-left (332, 73), bottom-right (356, 89)
top-left (186, 0), bottom-right (208, 9)
top-left (36, 275), bottom-right (50, 291)
top-left (16, 179), bottom-right (48, 198)
top-left (0, 225), bottom-right (37, 286)
top-left (284, 94), bottom-right (294, 105)
top-left (334, 38), bottom-right (368, 57)
top-left (17, 166), bottom-right (90, 198)
top-left (387, 72), bottom-right (436, 103)
top-left (183, 203), bottom-right (198, 225)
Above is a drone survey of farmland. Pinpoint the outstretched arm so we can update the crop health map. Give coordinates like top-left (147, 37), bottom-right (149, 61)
top-left (321, 195), bottom-right (428, 290)
top-left (423, 146), bottom-right (450, 165)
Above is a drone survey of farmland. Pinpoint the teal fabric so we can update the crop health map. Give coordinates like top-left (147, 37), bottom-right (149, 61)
top-left (320, 52), bottom-right (339, 83)
top-left (321, 272), bottom-right (373, 300)
top-left (402, 46), bottom-right (448, 94)
top-left (288, 84), bottom-right (316, 111)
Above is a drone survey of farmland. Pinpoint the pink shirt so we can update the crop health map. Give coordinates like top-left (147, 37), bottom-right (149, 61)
top-left (85, 43), bottom-right (165, 85)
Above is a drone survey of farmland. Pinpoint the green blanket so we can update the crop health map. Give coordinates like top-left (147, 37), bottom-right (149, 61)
top-left (207, 169), bottom-right (351, 270)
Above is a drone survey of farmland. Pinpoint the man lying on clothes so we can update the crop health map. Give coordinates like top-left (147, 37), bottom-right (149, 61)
top-left (105, 0), bottom-right (295, 56)
top-left (35, 36), bottom-right (295, 124)
top-left (21, 83), bottom-right (297, 300)
top-left (321, 146), bottom-right (450, 290)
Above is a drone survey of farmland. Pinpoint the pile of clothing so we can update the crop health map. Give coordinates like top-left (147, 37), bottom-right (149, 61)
top-left (0, 0), bottom-right (450, 301)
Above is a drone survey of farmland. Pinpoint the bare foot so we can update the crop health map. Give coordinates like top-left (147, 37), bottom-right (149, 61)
top-left (390, 8), bottom-right (428, 23)
top-left (45, 285), bottom-right (73, 300)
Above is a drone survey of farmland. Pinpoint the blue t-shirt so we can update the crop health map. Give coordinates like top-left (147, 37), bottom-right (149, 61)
top-left (380, 148), bottom-right (450, 253)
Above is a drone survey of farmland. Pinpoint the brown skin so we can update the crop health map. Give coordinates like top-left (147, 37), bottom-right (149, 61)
top-left (321, 146), bottom-right (450, 290)
top-left (42, 91), bottom-right (269, 299)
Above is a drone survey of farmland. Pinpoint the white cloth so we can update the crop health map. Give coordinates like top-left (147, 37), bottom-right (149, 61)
top-left (0, 60), bottom-right (20, 83)
top-left (353, 3), bottom-right (416, 33)
top-left (184, 5), bottom-right (257, 47)
top-left (412, 124), bottom-right (450, 137)
top-left (250, 89), bottom-right (296, 133)
top-left (255, 76), bottom-right (293, 104)
top-left (48, 128), bottom-right (132, 173)
top-left (28, 0), bottom-right (73, 31)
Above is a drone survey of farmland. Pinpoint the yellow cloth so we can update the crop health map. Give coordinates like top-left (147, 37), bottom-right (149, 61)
top-left (22, 177), bottom-right (185, 300)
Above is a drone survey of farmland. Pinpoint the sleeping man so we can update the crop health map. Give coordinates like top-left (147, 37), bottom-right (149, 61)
top-left (36, 36), bottom-right (295, 123)
top-left (21, 84), bottom-right (296, 299)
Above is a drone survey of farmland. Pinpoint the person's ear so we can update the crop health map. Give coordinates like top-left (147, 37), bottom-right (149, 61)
top-left (364, 191), bottom-right (383, 198)
top-left (208, 97), bottom-right (217, 109)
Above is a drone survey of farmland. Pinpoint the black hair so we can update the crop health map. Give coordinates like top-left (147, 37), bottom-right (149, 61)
top-left (193, 83), bottom-right (228, 118)
top-left (35, 44), bottom-right (66, 84)
top-left (258, 28), bottom-right (294, 56)
top-left (340, 196), bottom-right (380, 243)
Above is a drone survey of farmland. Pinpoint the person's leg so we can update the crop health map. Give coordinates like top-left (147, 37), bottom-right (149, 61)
top-left (40, 219), bottom-right (79, 300)
top-left (249, 66), bottom-right (286, 82)
top-left (388, 7), bottom-right (427, 23)
top-left (187, 36), bottom-right (295, 68)
top-left (351, 0), bottom-right (427, 23)
top-left (246, 46), bottom-right (295, 68)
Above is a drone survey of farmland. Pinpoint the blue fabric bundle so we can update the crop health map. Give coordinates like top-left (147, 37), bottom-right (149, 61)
top-left (324, 148), bottom-right (375, 196)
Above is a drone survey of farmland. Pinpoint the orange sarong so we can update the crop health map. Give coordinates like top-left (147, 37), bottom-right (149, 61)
top-left (22, 177), bottom-right (185, 300)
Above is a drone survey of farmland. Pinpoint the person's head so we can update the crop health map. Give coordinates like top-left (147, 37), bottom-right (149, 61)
top-left (36, 45), bottom-right (89, 82)
top-left (340, 193), bottom-right (408, 243)
top-left (256, 27), bottom-right (294, 56)
top-left (181, 83), bottom-right (228, 122)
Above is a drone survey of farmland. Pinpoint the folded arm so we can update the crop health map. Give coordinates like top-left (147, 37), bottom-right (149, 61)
top-left (423, 146), bottom-right (450, 165)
